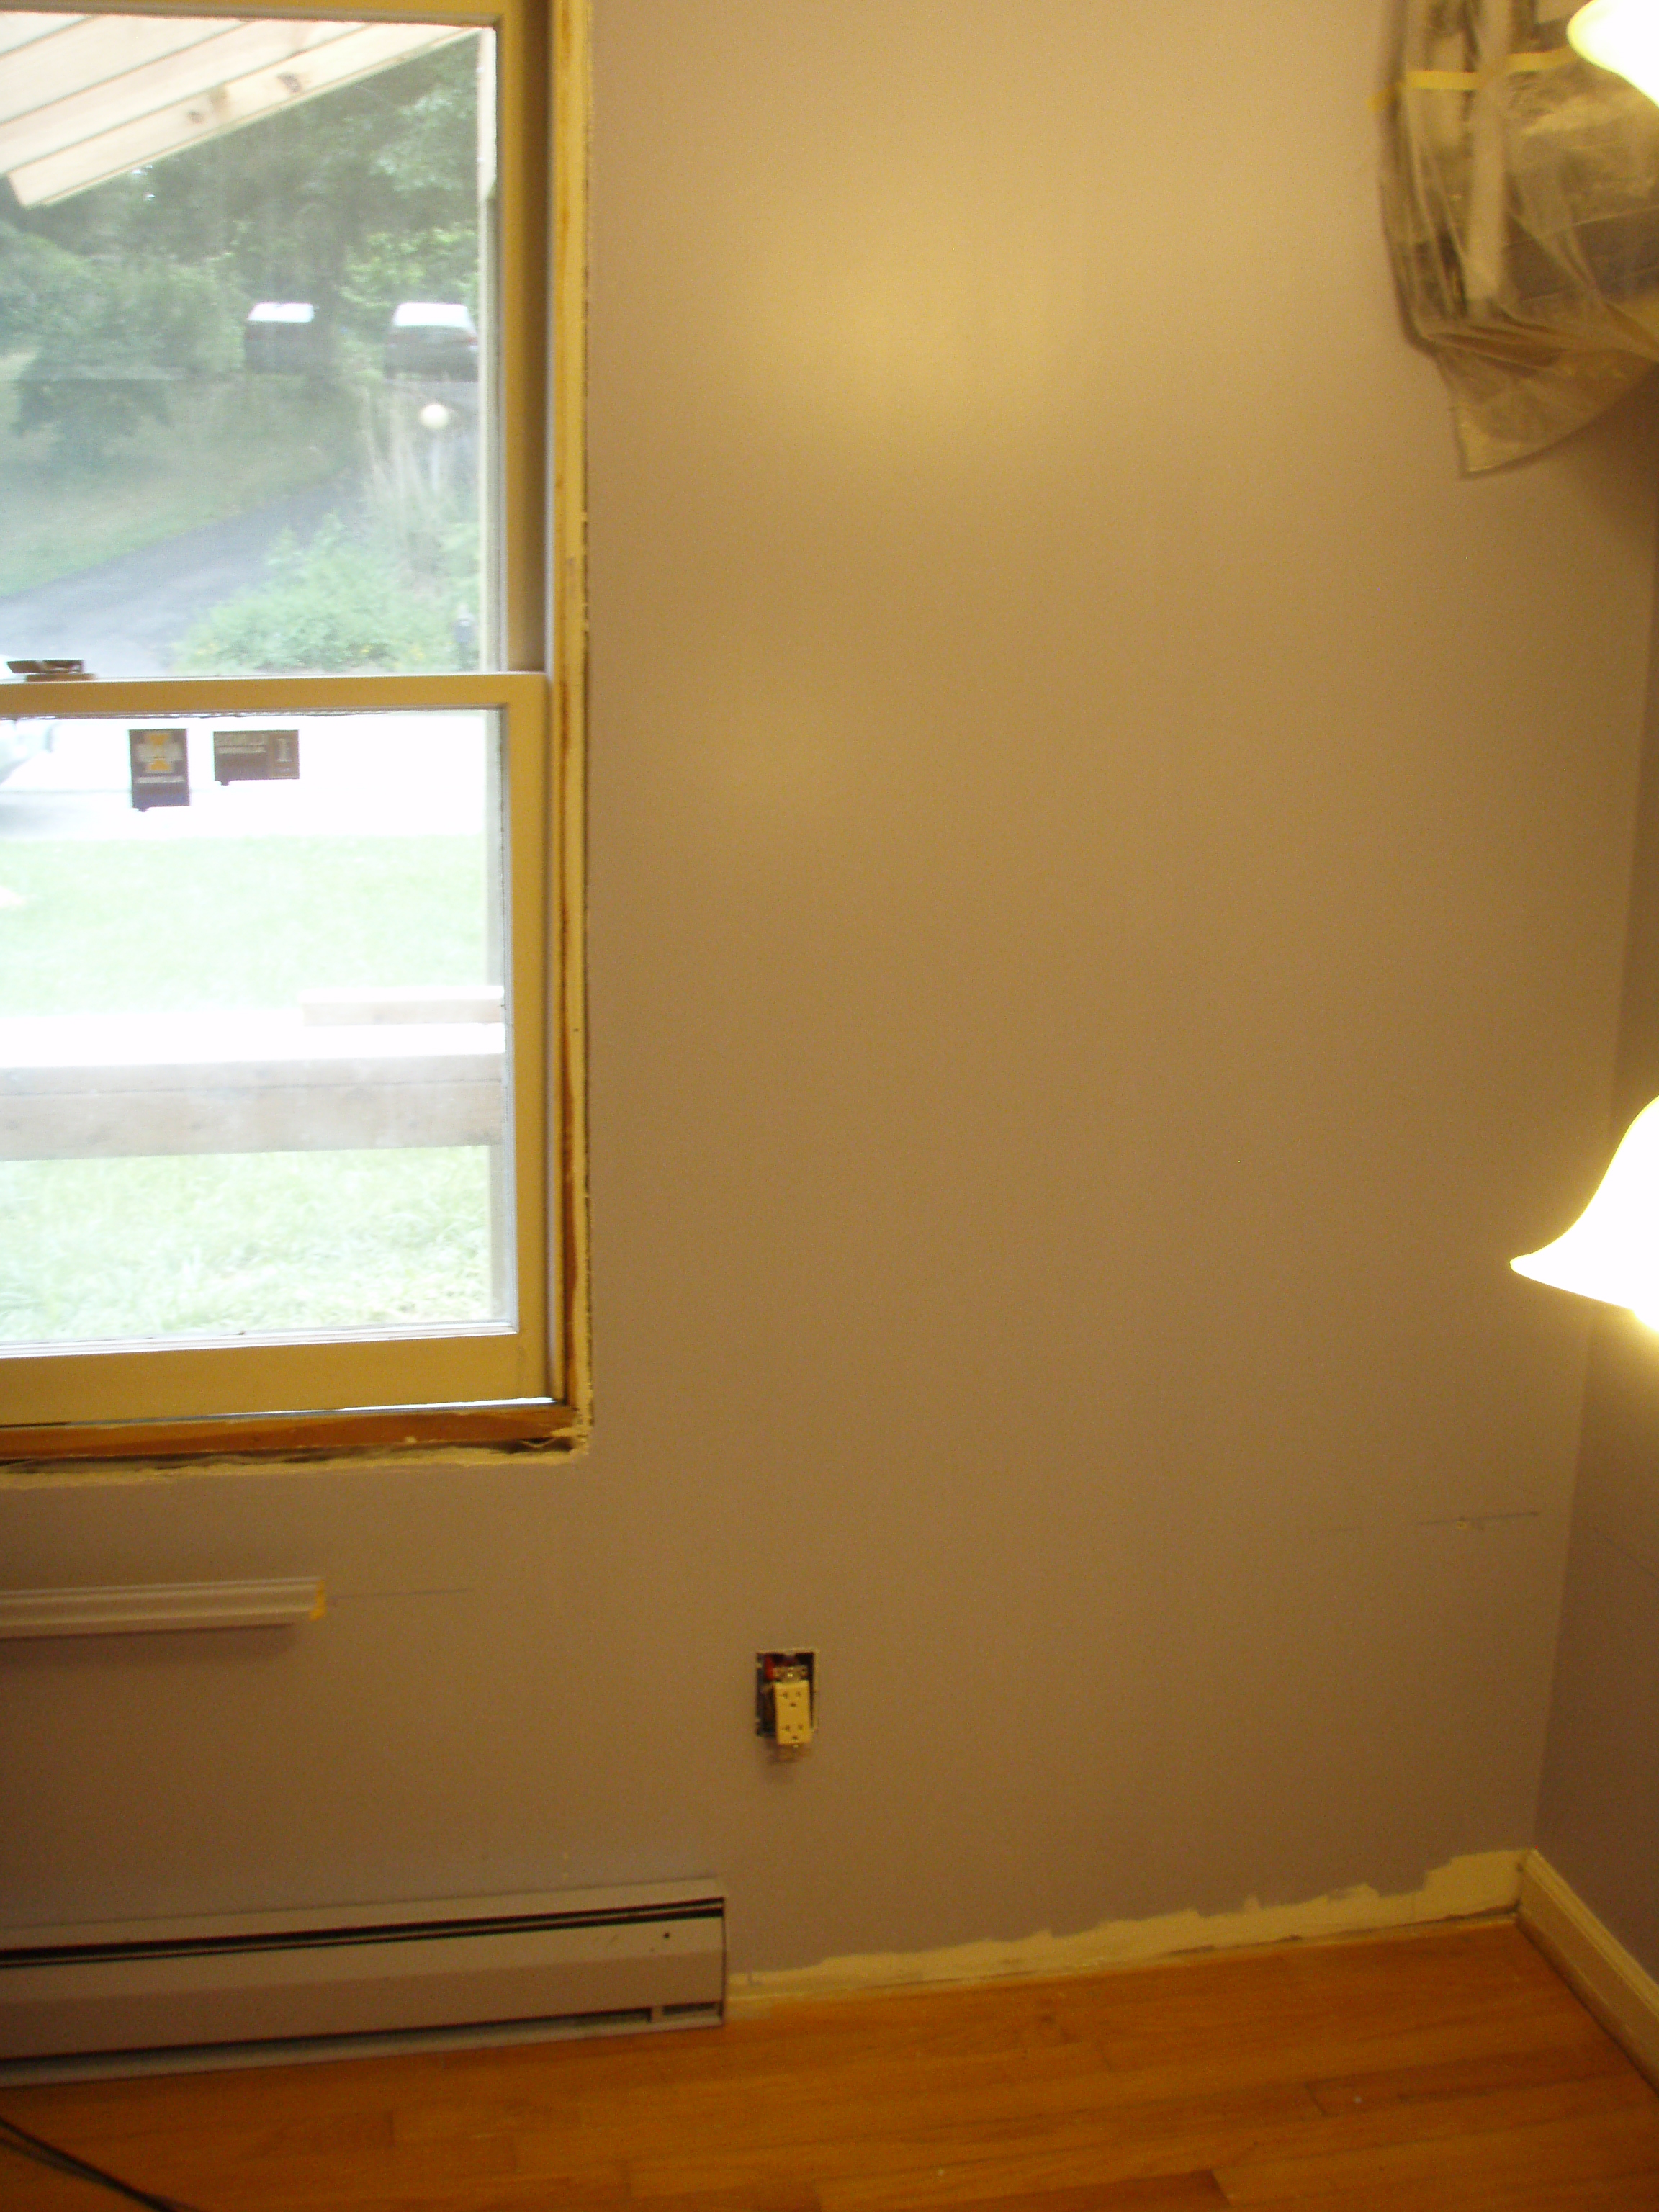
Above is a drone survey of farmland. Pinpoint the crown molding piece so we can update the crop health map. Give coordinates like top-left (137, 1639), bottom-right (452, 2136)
top-left (0, 1579), bottom-right (324, 1638)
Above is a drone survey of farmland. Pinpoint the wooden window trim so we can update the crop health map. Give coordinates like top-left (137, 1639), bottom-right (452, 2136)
top-left (0, 1401), bottom-right (583, 1468)
top-left (0, 0), bottom-right (592, 1467)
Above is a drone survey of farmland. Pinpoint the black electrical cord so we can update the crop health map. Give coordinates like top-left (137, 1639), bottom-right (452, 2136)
top-left (0, 2110), bottom-right (207, 2212)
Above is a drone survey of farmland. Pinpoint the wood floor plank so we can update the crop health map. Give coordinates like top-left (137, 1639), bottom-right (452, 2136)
top-left (38, 2130), bottom-right (525, 2212)
top-left (1210, 2171), bottom-right (1659, 2212)
top-left (523, 1986), bottom-right (1614, 2155)
top-left (1306, 2034), bottom-right (1632, 2116)
top-left (252, 2191), bottom-right (633, 2212)
top-left (395, 2041), bottom-right (1115, 2158)
top-left (0, 2142), bottom-right (122, 2212)
top-left (1212, 2100), bottom-right (1659, 2206)
top-left (1089, 2013), bottom-right (1619, 2118)
top-left (907, 2179), bottom-right (1228, 2212)
top-left (1246, 2064), bottom-right (1650, 2155)
top-left (1495, 2174), bottom-right (1659, 2211)
top-left (534, 2056), bottom-right (1287, 2170)
top-left (0, 1924), bottom-right (1653, 2212)
top-left (627, 2079), bottom-right (1323, 2201)
top-left (806, 2068), bottom-right (1655, 2211)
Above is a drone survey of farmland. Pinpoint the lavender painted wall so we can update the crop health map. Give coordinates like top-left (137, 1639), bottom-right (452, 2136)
top-left (3, 0), bottom-right (1655, 1977)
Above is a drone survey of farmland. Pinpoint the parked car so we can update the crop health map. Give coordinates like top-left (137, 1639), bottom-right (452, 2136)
top-left (384, 302), bottom-right (479, 382)
top-left (243, 302), bottom-right (325, 374)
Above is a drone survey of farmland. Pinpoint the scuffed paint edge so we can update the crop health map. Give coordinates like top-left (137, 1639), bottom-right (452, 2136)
top-left (1519, 1849), bottom-right (1659, 2090)
top-left (0, 1438), bottom-right (590, 1489)
top-left (727, 1848), bottom-right (1524, 2014)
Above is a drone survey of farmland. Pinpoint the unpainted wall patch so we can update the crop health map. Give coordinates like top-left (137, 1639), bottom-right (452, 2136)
top-left (726, 1849), bottom-right (1524, 2013)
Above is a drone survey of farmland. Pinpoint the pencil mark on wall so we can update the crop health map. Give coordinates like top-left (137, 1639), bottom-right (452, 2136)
top-left (1417, 1511), bottom-right (1542, 1534)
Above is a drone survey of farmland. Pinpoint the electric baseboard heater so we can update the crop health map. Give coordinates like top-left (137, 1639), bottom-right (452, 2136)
top-left (0, 1881), bottom-right (724, 2084)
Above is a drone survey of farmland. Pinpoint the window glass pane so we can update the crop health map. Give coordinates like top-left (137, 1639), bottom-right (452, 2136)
top-left (0, 14), bottom-right (493, 680)
top-left (0, 707), bottom-right (512, 1349)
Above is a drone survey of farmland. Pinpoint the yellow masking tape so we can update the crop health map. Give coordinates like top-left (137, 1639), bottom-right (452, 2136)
top-left (1378, 47), bottom-right (1578, 104)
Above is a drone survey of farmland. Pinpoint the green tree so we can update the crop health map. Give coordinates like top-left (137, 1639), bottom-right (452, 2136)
top-left (4, 37), bottom-right (482, 354)
top-left (12, 257), bottom-right (238, 464)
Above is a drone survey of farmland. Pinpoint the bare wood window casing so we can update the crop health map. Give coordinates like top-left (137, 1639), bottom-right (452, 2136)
top-left (0, 0), bottom-right (588, 1465)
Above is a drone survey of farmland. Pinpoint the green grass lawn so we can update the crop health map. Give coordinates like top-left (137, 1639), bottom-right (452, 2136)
top-left (0, 832), bottom-right (498, 1344)
top-left (0, 834), bottom-right (485, 1015)
top-left (0, 363), bottom-right (361, 597)
top-left (0, 1148), bottom-right (494, 1344)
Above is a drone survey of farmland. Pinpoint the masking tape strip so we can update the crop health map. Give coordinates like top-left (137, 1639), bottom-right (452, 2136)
top-left (1376, 47), bottom-right (1578, 106)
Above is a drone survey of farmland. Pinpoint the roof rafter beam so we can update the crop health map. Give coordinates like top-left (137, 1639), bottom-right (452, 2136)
top-left (4, 18), bottom-right (470, 206)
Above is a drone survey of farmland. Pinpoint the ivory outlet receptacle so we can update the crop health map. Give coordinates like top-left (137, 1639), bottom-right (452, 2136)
top-left (756, 1650), bottom-right (816, 1755)
top-left (773, 1676), bottom-right (812, 1747)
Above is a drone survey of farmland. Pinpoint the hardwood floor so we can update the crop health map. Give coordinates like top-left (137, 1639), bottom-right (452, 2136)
top-left (2, 1923), bottom-right (1658, 2211)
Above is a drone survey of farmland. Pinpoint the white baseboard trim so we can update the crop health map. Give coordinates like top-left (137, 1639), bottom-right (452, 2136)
top-left (728, 1849), bottom-right (1524, 2014)
top-left (1519, 1849), bottom-right (1659, 2090)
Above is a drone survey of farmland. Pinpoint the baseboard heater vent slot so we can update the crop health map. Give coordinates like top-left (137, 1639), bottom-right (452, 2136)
top-left (0, 1882), bottom-right (724, 2083)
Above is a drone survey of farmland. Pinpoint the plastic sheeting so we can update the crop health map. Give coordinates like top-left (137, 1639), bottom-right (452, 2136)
top-left (1382, 0), bottom-right (1659, 469)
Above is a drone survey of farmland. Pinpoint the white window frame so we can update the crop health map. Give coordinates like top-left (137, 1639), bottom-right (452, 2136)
top-left (0, 0), bottom-right (589, 1465)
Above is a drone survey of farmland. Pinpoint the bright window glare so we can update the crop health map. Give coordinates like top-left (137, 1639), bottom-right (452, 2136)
top-left (0, 709), bottom-right (511, 1348)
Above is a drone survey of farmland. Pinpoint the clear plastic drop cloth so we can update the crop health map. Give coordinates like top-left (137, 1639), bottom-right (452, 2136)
top-left (1382, 0), bottom-right (1659, 469)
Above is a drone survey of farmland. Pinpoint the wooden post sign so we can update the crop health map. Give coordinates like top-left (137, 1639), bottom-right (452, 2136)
top-left (128, 727), bottom-right (189, 811)
top-left (213, 728), bottom-right (300, 784)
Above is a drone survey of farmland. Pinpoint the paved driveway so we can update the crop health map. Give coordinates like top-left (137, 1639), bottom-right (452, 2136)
top-left (0, 480), bottom-right (346, 681)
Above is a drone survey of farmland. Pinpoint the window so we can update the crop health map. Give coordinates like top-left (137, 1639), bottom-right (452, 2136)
top-left (0, 0), bottom-right (587, 1461)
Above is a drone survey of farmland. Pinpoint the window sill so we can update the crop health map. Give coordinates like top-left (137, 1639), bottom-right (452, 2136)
top-left (0, 1401), bottom-right (587, 1478)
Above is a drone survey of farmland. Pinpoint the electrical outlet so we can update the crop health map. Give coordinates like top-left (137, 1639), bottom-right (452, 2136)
top-left (773, 1676), bottom-right (812, 1746)
top-left (756, 1650), bottom-right (816, 1756)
